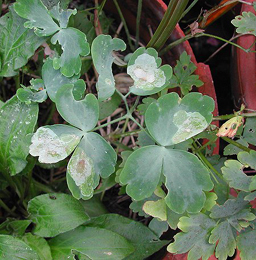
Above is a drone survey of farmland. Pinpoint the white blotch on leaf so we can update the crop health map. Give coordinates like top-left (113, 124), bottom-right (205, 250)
top-left (29, 127), bottom-right (80, 163)
top-left (127, 53), bottom-right (166, 90)
top-left (172, 110), bottom-right (208, 144)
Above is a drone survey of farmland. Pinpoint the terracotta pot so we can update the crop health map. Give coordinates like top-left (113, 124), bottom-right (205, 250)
top-left (231, 0), bottom-right (256, 110)
top-left (100, 1), bottom-right (221, 259)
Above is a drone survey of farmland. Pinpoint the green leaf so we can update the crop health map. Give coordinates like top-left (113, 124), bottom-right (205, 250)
top-left (237, 229), bottom-right (256, 260)
top-left (169, 51), bottom-right (203, 95)
top-left (0, 6), bottom-right (45, 77)
top-left (85, 214), bottom-right (168, 260)
top-left (0, 218), bottom-right (32, 236)
top-left (223, 138), bottom-right (249, 155)
top-left (67, 145), bottom-right (95, 200)
top-left (0, 234), bottom-right (39, 259)
top-left (0, 96), bottom-right (38, 175)
top-left (14, 0), bottom-right (60, 37)
top-left (29, 125), bottom-right (83, 163)
top-left (137, 130), bottom-right (155, 147)
top-left (67, 133), bottom-right (116, 200)
top-left (243, 118), bottom-right (256, 145)
top-left (22, 233), bottom-right (52, 260)
top-left (167, 214), bottom-right (216, 260)
top-left (56, 84), bottom-right (99, 131)
top-left (143, 199), bottom-right (167, 221)
top-left (51, 28), bottom-right (90, 77)
top-left (48, 226), bottom-right (134, 259)
top-left (210, 194), bottom-right (255, 232)
top-left (145, 92), bottom-right (214, 146)
top-left (28, 193), bottom-right (89, 237)
top-left (209, 221), bottom-right (236, 260)
top-left (42, 58), bottom-right (79, 102)
top-left (49, 4), bottom-right (76, 29)
top-left (120, 145), bottom-right (213, 213)
top-left (137, 97), bottom-right (157, 115)
top-left (99, 92), bottom-right (122, 120)
top-left (127, 47), bottom-right (172, 96)
top-left (80, 196), bottom-right (108, 218)
top-left (17, 86), bottom-right (47, 104)
top-left (231, 11), bottom-right (256, 36)
top-left (238, 150), bottom-right (256, 170)
top-left (41, 0), bottom-right (71, 9)
top-left (91, 35), bottom-right (126, 101)
top-left (222, 160), bottom-right (252, 192)
top-left (148, 218), bottom-right (169, 237)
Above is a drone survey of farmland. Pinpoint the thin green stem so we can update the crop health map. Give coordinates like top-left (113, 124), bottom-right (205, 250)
top-left (113, 0), bottom-right (134, 51)
top-left (213, 112), bottom-right (256, 121)
top-left (130, 96), bottom-right (140, 114)
top-left (98, 0), bottom-right (107, 14)
top-left (110, 129), bottom-right (141, 139)
top-left (92, 115), bottom-right (128, 131)
top-left (135, 0), bottom-right (143, 48)
top-left (129, 116), bottom-right (144, 130)
top-left (221, 136), bottom-right (252, 153)
top-left (32, 180), bottom-right (55, 193)
top-left (181, 0), bottom-right (199, 19)
top-left (45, 103), bottom-right (56, 125)
top-left (195, 138), bottom-right (217, 153)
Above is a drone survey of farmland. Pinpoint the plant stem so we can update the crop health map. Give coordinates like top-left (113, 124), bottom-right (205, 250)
top-left (135, 0), bottom-right (143, 49)
top-left (45, 103), bottom-right (56, 125)
top-left (92, 115), bottom-right (128, 131)
top-left (213, 112), bottom-right (256, 121)
top-left (32, 180), bottom-right (55, 193)
top-left (110, 129), bottom-right (141, 139)
top-left (181, 0), bottom-right (199, 19)
top-left (221, 136), bottom-right (252, 153)
top-left (113, 0), bottom-right (134, 51)
top-left (0, 199), bottom-right (17, 217)
top-left (147, 0), bottom-right (189, 50)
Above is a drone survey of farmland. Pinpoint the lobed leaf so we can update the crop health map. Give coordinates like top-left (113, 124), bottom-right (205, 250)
top-left (169, 51), bottom-right (203, 95)
top-left (56, 84), bottom-right (99, 132)
top-left (14, 0), bottom-right (60, 36)
top-left (167, 214), bottom-right (216, 260)
top-left (243, 118), bottom-right (256, 145)
top-left (48, 226), bottom-right (134, 259)
top-left (120, 145), bottom-right (213, 214)
top-left (127, 47), bottom-right (172, 96)
top-left (29, 125), bottom-right (83, 164)
top-left (0, 6), bottom-right (45, 77)
top-left (0, 96), bottom-right (38, 175)
top-left (237, 229), bottom-right (256, 260)
top-left (67, 133), bottom-right (117, 200)
top-left (42, 58), bottom-right (79, 102)
top-left (51, 27), bottom-right (90, 77)
top-left (231, 11), bottom-right (256, 36)
top-left (92, 35), bottom-right (126, 101)
top-left (145, 92), bottom-right (214, 146)
top-left (28, 193), bottom-right (89, 237)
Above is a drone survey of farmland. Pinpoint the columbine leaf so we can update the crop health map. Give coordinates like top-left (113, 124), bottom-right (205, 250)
top-left (0, 235), bottom-right (39, 259)
top-left (48, 226), bottom-right (134, 259)
top-left (22, 233), bottom-right (52, 260)
top-left (222, 160), bottom-right (252, 191)
top-left (42, 58), bottom-right (79, 102)
top-left (243, 118), bottom-right (256, 145)
top-left (0, 96), bottom-right (38, 175)
top-left (41, 0), bottom-right (71, 9)
top-left (238, 150), bottom-right (256, 170)
top-left (14, 0), bottom-right (60, 36)
top-left (231, 11), bottom-right (256, 36)
top-left (49, 4), bottom-right (76, 29)
top-left (120, 146), bottom-right (213, 214)
top-left (91, 35), bottom-right (126, 101)
top-left (0, 6), bottom-right (45, 77)
top-left (143, 199), bottom-right (167, 221)
top-left (237, 229), bottom-right (256, 260)
top-left (145, 92), bottom-right (214, 146)
top-left (209, 221), bottom-right (236, 260)
top-left (127, 47), bottom-right (172, 96)
top-left (149, 218), bottom-right (169, 237)
top-left (17, 86), bottom-right (47, 104)
top-left (28, 193), bottom-right (89, 237)
top-left (0, 218), bottom-right (32, 236)
top-left (67, 133), bottom-right (117, 200)
top-left (55, 84), bottom-right (99, 132)
top-left (85, 214), bottom-right (168, 260)
top-left (51, 28), bottom-right (90, 77)
top-left (169, 51), bottom-right (203, 95)
top-left (167, 214), bottom-right (216, 260)
top-left (29, 125), bottom-right (83, 164)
